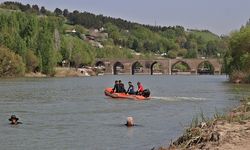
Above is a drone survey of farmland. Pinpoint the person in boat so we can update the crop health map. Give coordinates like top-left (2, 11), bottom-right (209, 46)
top-left (9, 115), bottom-right (22, 125)
top-left (136, 82), bottom-right (144, 95)
top-left (126, 81), bottom-right (135, 95)
top-left (118, 80), bottom-right (126, 93)
top-left (112, 80), bottom-right (120, 93)
top-left (125, 117), bottom-right (134, 127)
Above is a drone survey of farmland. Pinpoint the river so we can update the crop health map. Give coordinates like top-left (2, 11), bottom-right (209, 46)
top-left (0, 75), bottom-right (249, 150)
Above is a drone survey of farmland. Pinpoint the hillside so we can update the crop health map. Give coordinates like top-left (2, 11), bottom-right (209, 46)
top-left (187, 29), bottom-right (220, 42)
top-left (0, 1), bottom-right (229, 76)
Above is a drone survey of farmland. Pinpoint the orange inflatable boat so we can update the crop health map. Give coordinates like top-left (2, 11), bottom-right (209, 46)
top-left (104, 88), bottom-right (150, 100)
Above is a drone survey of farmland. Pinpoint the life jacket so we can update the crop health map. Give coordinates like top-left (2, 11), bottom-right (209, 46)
top-left (119, 83), bottom-right (126, 93)
top-left (127, 85), bottom-right (135, 94)
top-left (112, 84), bottom-right (119, 92)
top-left (138, 83), bottom-right (144, 92)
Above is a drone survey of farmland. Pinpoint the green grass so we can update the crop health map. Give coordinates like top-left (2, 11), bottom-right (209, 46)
top-left (189, 29), bottom-right (220, 42)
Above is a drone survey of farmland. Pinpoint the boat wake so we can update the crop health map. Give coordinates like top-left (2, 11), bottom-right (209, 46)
top-left (151, 96), bottom-right (206, 102)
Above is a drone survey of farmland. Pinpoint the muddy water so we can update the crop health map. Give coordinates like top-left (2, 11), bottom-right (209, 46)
top-left (0, 75), bottom-right (249, 150)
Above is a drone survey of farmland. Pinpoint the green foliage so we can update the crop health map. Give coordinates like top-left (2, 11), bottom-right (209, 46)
top-left (25, 49), bottom-right (39, 72)
top-left (54, 8), bottom-right (62, 16)
top-left (188, 29), bottom-right (220, 42)
top-left (185, 49), bottom-right (198, 58)
top-left (167, 50), bottom-right (177, 59)
top-left (173, 62), bottom-right (190, 72)
top-left (37, 26), bottom-right (56, 75)
top-left (0, 46), bottom-right (25, 77)
top-left (225, 25), bottom-right (250, 82)
top-left (0, 10), bottom-right (64, 75)
top-left (229, 26), bottom-right (250, 71)
top-left (61, 35), bottom-right (96, 67)
top-left (0, 2), bottom-right (231, 77)
top-left (177, 48), bottom-right (188, 57)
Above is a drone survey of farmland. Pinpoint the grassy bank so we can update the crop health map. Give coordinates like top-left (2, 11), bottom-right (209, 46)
top-left (158, 97), bottom-right (250, 150)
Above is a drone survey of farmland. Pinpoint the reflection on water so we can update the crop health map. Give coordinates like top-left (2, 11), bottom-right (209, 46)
top-left (0, 75), bottom-right (250, 150)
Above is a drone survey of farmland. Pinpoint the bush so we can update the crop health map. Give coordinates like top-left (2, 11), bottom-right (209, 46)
top-left (0, 46), bottom-right (25, 77)
top-left (229, 70), bottom-right (250, 83)
top-left (26, 49), bottom-right (39, 72)
top-left (167, 50), bottom-right (177, 58)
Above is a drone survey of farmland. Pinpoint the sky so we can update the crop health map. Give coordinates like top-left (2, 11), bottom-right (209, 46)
top-left (1, 0), bottom-right (250, 35)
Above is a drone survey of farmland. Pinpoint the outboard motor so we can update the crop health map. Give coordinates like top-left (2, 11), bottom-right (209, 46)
top-left (142, 89), bottom-right (150, 97)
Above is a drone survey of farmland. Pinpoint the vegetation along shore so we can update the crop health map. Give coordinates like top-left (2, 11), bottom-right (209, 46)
top-left (0, 1), bottom-right (248, 81)
top-left (0, 1), bottom-right (250, 150)
top-left (157, 97), bottom-right (250, 150)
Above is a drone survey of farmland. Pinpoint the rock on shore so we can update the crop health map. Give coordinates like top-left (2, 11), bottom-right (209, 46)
top-left (24, 67), bottom-right (97, 78)
top-left (54, 67), bottom-right (96, 77)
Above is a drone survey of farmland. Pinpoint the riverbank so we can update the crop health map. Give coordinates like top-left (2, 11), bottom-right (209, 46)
top-left (158, 97), bottom-right (250, 150)
top-left (229, 70), bottom-right (250, 84)
top-left (24, 67), bottom-right (97, 78)
top-left (53, 67), bottom-right (95, 77)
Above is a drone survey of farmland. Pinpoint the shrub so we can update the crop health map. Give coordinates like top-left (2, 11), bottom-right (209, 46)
top-left (26, 49), bottom-right (39, 72)
top-left (0, 46), bottom-right (25, 77)
top-left (229, 70), bottom-right (249, 83)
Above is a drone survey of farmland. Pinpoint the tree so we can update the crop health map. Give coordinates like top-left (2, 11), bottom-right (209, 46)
top-left (185, 40), bottom-right (197, 50)
top-left (246, 18), bottom-right (250, 26)
top-left (54, 8), bottom-right (62, 16)
top-left (40, 6), bottom-right (46, 14)
top-left (132, 39), bottom-right (139, 51)
top-left (206, 41), bottom-right (217, 57)
top-left (185, 49), bottom-right (198, 58)
top-left (36, 21), bottom-right (57, 75)
top-left (26, 49), bottom-right (39, 72)
top-left (229, 26), bottom-right (250, 71)
top-left (21, 4), bottom-right (31, 12)
top-left (32, 5), bottom-right (39, 13)
top-left (168, 50), bottom-right (177, 58)
top-left (0, 46), bottom-right (25, 77)
top-left (63, 9), bottom-right (69, 17)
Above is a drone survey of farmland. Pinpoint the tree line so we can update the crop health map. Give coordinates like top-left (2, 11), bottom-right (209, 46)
top-left (0, 3), bottom-right (134, 77)
top-left (0, 1), bottom-right (234, 77)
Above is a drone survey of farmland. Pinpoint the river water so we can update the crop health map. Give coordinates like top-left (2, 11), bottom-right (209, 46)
top-left (0, 75), bottom-right (250, 150)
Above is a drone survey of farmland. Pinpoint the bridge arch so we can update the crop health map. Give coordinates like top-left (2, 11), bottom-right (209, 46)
top-left (151, 61), bottom-right (163, 75)
top-left (171, 61), bottom-right (191, 75)
top-left (95, 61), bottom-right (106, 73)
top-left (197, 61), bottom-right (215, 75)
top-left (94, 58), bottom-right (222, 75)
top-left (95, 61), bottom-right (105, 67)
top-left (132, 61), bottom-right (143, 75)
top-left (113, 61), bottom-right (124, 75)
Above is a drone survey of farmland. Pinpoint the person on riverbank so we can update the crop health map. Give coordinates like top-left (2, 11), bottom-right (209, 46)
top-left (119, 80), bottom-right (126, 93)
top-left (126, 81), bottom-right (135, 95)
top-left (112, 80), bottom-right (120, 93)
top-left (9, 115), bottom-right (22, 125)
top-left (136, 82), bottom-right (144, 95)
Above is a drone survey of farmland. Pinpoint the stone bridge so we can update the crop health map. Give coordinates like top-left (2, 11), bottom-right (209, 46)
top-left (94, 58), bottom-right (222, 75)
